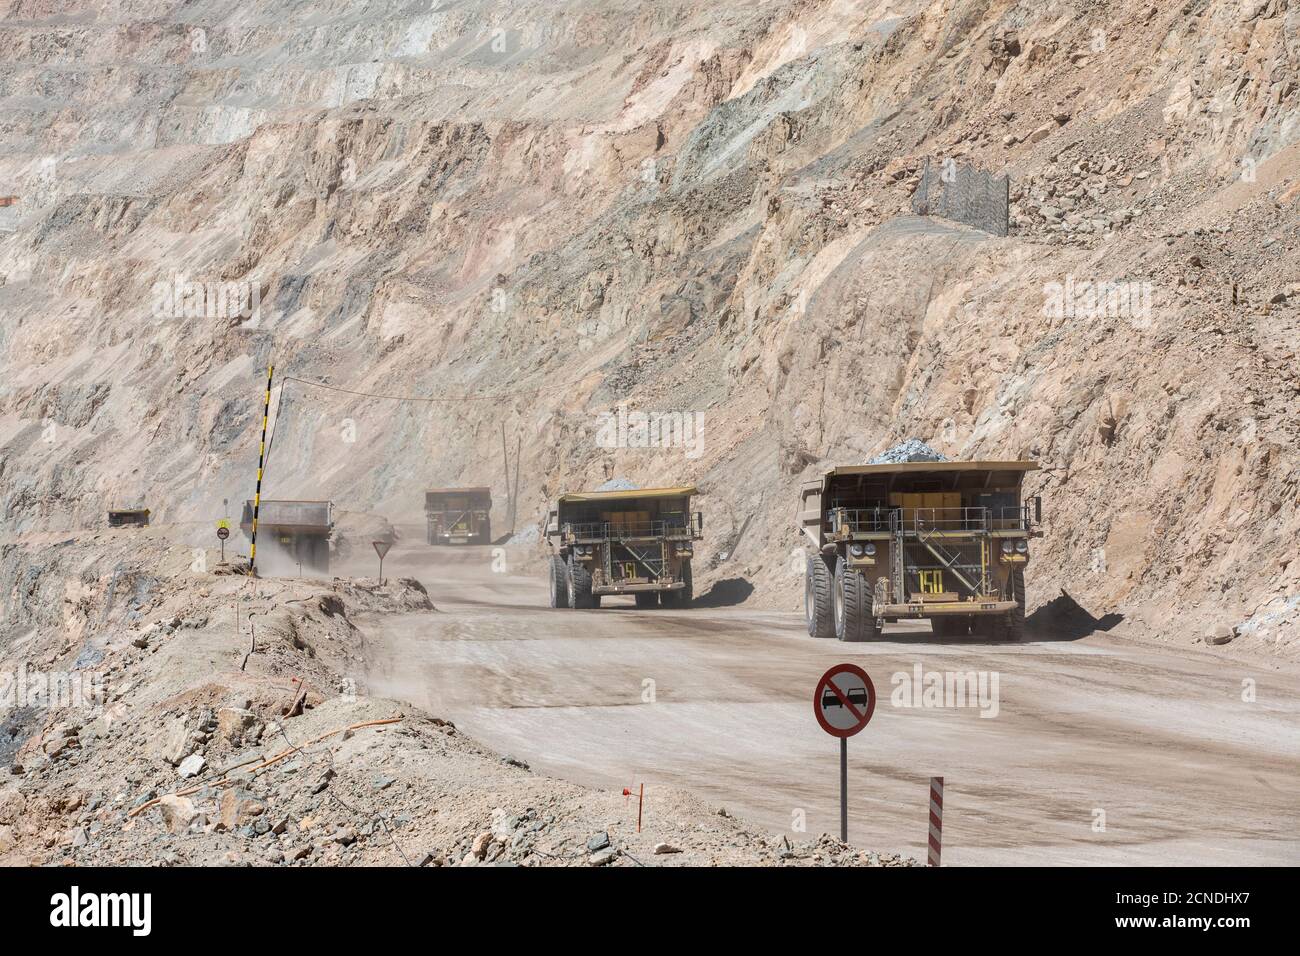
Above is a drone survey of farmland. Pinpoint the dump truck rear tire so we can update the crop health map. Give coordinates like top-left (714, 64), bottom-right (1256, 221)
top-left (665, 561), bottom-right (696, 606)
top-left (635, 592), bottom-right (658, 608)
top-left (548, 555), bottom-right (569, 608)
top-left (806, 553), bottom-right (835, 639)
top-left (978, 612), bottom-right (1017, 641)
top-left (568, 559), bottom-right (596, 609)
top-left (834, 560), bottom-right (878, 642)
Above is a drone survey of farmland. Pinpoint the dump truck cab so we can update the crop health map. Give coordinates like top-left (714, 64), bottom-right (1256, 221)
top-left (425, 487), bottom-right (492, 545)
top-left (545, 486), bottom-right (703, 609)
top-left (799, 461), bottom-right (1042, 641)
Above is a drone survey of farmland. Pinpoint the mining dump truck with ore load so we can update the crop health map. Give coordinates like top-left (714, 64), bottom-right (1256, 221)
top-left (799, 461), bottom-right (1042, 641)
top-left (425, 487), bottom-right (492, 545)
top-left (546, 486), bottom-right (703, 609)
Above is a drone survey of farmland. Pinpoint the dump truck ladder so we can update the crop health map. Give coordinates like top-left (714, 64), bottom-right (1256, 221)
top-left (891, 516), bottom-right (906, 603)
top-left (613, 540), bottom-right (667, 581)
top-left (916, 526), bottom-right (981, 595)
top-left (888, 509), bottom-right (992, 600)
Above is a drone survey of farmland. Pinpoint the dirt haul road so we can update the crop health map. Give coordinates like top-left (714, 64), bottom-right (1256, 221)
top-left (356, 534), bottom-right (1300, 867)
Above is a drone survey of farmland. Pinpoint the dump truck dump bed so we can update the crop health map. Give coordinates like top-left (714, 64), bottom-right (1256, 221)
top-left (240, 499), bottom-right (332, 532)
top-left (800, 462), bottom-right (1038, 546)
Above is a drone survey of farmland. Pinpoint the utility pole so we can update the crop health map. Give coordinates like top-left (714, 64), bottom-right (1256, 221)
top-left (500, 422), bottom-right (513, 535)
top-left (248, 363), bottom-right (274, 576)
top-left (511, 433), bottom-right (521, 535)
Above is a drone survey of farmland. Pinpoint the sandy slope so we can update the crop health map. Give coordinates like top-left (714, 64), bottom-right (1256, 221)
top-left (2, 0), bottom-right (1297, 654)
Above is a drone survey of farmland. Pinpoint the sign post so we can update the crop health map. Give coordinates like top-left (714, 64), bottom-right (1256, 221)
top-left (928, 776), bottom-right (944, 866)
top-left (813, 663), bottom-right (876, 843)
top-left (217, 520), bottom-right (230, 562)
top-left (373, 540), bottom-right (392, 585)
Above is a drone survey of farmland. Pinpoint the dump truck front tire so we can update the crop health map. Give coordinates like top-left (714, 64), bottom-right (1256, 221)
top-left (548, 555), bottom-right (569, 608)
top-left (550, 556), bottom-right (570, 608)
top-left (834, 560), bottom-right (878, 642)
top-left (805, 553), bottom-right (835, 639)
top-left (568, 559), bottom-right (596, 609)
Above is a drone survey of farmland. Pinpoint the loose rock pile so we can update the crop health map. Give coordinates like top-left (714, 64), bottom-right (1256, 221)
top-left (870, 440), bottom-right (949, 464)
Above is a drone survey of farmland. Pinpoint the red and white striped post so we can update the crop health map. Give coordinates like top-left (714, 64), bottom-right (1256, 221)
top-left (928, 777), bottom-right (944, 866)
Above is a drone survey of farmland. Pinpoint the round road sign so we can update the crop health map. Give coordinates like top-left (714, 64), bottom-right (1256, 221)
top-left (814, 663), bottom-right (876, 738)
top-left (216, 527), bottom-right (230, 540)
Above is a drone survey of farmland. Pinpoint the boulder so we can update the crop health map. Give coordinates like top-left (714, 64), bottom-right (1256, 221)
top-left (178, 753), bottom-right (206, 778)
top-left (155, 717), bottom-right (191, 766)
top-left (491, 810), bottom-right (517, 841)
top-left (0, 790), bottom-right (26, 825)
top-left (216, 707), bottom-right (261, 746)
top-left (1027, 123), bottom-right (1055, 143)
top-left (157, 795), bottom-right (198, 834)
top-left (218, 789), bottom-right (266, 830)
top-left (1205, 625), bottom-right (1236, 646)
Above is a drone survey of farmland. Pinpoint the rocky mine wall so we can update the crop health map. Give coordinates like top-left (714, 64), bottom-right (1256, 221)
top-left (1, 0), bottom-right (1297, 649)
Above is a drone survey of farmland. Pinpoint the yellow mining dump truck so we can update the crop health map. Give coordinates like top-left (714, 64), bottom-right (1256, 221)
top-left (107, 508), bottom-right (150, 528)
top-left (424, 487), bottom-right (492, 545)
top-left (799, 461), bottom-right (1042, 640)
top-left (241, 499), bottom-right (334, 574)
top-left (546, 486), bottom-right (703, 609)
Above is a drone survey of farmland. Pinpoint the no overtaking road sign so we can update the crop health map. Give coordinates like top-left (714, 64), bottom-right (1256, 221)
top-left (814, 663), bottom-right (877, 843)
top-left (814, 663), bottom-right (876, 738)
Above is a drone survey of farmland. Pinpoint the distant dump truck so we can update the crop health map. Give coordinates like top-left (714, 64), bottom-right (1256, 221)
top-left (107, 508), bottom-right (150, 528)
top-left (425, 487), bottom-right (492, 545)
top-left (241, 499), bottom-right (333, 574)
top-left (799, 461), bottom-right (1042, 640)
top-left (546, 486), bottom-right (703, 609)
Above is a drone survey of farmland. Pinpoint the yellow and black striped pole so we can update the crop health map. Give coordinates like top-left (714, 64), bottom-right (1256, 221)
top-left (248, 363), bottom-right (274, 576)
